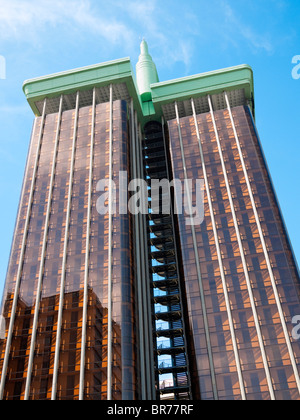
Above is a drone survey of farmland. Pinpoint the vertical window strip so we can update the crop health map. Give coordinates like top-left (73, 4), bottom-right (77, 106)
top-left (224, 91), bottom-right (300, 395)
top-left (129, 99), bottom-right (147, 400)
top-left (24, 95), bottom-right (64, 400)
top-left (51, 91), bottom-right (80, 400)
top-left (106, 84), bottom-right (114, 401)
top-left (174, 101), bottom-right (218, 400)
top-left (0, 99), bottom-right (47, 400)
top-left (135, 111), bottom-right (153, 399)
top-left (161, 115), bottom-right (193, 399)
top-left (191, 98), bottom-right (246, 400)
top-left (207, 94), bottom-right (275, 400)
top-left (79, 88), bottom-right (96, 401)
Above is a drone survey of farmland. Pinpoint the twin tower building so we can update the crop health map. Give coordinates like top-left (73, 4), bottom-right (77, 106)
top-left (0, 41), bottom-right (300, 400)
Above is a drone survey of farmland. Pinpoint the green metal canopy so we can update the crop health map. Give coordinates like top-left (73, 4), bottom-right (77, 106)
top-left (23, 41), bottom-right (255, 123)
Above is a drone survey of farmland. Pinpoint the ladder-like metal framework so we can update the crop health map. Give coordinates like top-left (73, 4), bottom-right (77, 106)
top-left (143, 121), bottom-right (192, 401)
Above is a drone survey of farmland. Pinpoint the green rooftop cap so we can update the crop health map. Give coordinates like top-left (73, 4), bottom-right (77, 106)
top-left (136, 39), bottom-right (159, 102)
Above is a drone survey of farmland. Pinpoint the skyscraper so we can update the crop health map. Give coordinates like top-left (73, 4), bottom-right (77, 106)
top-left (0, 40), bottom-right (299, 400)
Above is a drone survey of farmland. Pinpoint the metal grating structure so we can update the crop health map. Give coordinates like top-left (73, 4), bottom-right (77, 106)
top-left (143, 121), bottom-right (192, 401)
top-left (34, 83), bottom-right (131, 115)
top-left (161, 89), bottom-right (247, 121)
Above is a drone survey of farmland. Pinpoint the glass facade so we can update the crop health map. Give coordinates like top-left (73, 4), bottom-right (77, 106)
top-left (167, 103), bottom-right (300, 400)
top-left (0, 98), bottom-right (137, 400)
top-left (1, 42), bottom-right (300, 401)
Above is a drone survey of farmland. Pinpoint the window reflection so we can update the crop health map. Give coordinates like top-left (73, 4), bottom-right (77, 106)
top-left (0, 100), bottom-right (137, 400)
top-left (168, 105), bottom-right (300, 401)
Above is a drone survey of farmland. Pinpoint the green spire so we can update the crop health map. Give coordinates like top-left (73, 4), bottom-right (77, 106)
top-left (136, 39), bottom-right (159, 102)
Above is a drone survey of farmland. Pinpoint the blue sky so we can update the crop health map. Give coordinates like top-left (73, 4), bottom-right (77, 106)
top-left (0, 0), bottom-right (299, 294)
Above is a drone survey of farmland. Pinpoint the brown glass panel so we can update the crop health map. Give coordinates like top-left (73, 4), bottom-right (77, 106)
top-left (0, 99), bottom-right (137, 400)
top-left (168, 105), bottom-right (300, 400)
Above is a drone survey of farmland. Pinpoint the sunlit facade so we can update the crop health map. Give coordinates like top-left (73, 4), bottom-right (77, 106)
top-left (0, 98), bottom-right (141, 400)
top-left (167, 102), bottom-right (300, 400)
top-left (0, 41), bottom-right (299, 400)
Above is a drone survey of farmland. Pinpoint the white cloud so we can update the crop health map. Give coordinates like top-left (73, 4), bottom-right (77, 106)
top-left (221, 1), bottom-right (273, 53)
top-left (1, 0), bottom-right (277, 76)
top-left (117, 0), bottom-right (196, 72)
top-left (123, 0), bottom-right (158, 21)
top-left (0, 0), bottom-right (68, 34)
top-left (167, 39), bottom-right (194, 72)
top-left (0, 0), bottom-right (198, 73)
top-left (0, 0), bottom-right (135, 46)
